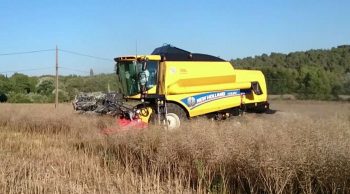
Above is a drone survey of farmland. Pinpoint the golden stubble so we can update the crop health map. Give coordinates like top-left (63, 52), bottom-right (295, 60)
top-left (0, 101), bottom-right (349, 194)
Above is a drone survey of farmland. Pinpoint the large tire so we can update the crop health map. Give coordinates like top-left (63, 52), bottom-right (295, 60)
top-left (167, 103), bottom-right (187, 119)
top-left (148, 103), bottom-right (188, 130)
top-left (166, 103), bottom-right (187, 130)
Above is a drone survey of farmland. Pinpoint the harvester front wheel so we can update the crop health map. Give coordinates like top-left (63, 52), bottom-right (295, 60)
top-left (166, 103), bottom-right (187, 130)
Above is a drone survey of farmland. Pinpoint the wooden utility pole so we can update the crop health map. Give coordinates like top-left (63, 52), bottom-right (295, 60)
top-left (55, 45), bottom-right (58, 108)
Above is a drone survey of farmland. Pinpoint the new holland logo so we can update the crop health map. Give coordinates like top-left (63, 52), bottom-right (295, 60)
top-left (181, 90), bottom-right (241, 109)
top-left (186, 96), bottom-right (196, 107)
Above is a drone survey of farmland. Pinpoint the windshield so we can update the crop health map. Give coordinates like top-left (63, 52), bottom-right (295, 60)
top-left (116, 60), bottom-right (158, 96)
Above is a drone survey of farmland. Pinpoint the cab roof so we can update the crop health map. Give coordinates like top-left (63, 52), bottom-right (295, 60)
top-left (115, 45), bottom-right (226, 62)
top-left (151, 44), bottom-right (225, 62)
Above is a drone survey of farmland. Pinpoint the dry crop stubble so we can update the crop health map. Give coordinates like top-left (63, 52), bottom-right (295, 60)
top-left (0, 101), bottom-right (349, 193)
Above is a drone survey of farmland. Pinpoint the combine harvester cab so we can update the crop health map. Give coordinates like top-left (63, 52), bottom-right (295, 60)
top-left (113, 45), bottom-right (269, 130)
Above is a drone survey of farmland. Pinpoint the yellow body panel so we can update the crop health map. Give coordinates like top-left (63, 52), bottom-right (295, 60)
top-left (163, 61), bottom-right (267, 117)
top-left (122, 56), bottom-right (268, 118)
top-left (164, 61), bottom-right (236, 94)
top-left (234, 69), bottom-right (267, 104)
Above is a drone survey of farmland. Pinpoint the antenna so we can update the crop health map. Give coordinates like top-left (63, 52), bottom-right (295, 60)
top-left (135, 40), bottom-right (138, 59)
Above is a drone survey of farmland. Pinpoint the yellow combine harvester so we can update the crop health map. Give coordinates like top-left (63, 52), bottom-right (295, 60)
top-left (114, 45), bottom-right (269, 129)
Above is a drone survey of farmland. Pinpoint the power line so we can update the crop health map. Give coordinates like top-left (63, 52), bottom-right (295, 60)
top-left (59, 49), bottom-right (113, 62)
top-left (0, 47), bottom-right (114, 76)
top-left (0, 48), bottom-right (113, 63)
top-left (0, 49), bottom-right (55, 56)
top-left (60, 66), bottom-right (90, 74)
top-left (0, 66), bottom-right (93, 75)
top-left (0, 67), bottom-right (53, 74)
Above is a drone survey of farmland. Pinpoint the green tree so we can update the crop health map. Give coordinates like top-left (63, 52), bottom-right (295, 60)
top-left (261, 67), bottom-right (298, 94)
top-left (231, 45), bottom-right (350, 99)
top-left (298, 67), bottom-right (331, 100)
top-left (36, 79), bottom-right (55, 96)
top-left (0, 74), bottom-right (11, 93)
top-left (10, 73), bottom-right (36, 93)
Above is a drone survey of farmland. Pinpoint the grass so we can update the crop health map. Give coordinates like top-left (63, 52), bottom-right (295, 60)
top-left (0, 101), bottom-right (349, 193)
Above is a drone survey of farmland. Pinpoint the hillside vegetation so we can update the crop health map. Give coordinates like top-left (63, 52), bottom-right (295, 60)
top-left (0, 45), bottom-right (350, 103)
top-left (231, 45), bottom-right (350, 99)
top-left (0, 73), bottom-right (118, 103)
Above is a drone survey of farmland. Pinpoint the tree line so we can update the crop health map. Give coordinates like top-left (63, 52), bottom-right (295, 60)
top-left (1, 45), bottom-right (349, 103)
top-left (0, 73), bottom-right (118, 103)
top-left (231, 45), bottom-right (350, 100)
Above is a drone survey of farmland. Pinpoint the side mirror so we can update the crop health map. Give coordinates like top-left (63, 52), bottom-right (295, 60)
top-left (115, 65), bottom-right (119, 74)
top-left (142, 61), bottom-right (147, 71)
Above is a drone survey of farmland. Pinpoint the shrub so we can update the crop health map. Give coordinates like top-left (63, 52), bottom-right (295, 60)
top-left (7, 92), bottom-right (32, 103)
top-left (0, 92), bottom-right (7, 102)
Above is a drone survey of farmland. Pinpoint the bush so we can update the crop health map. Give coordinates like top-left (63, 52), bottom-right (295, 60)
top-left (28, 93), bottom-right (50, 103)
top-left (0, 92), bottom-right (7, 102)
top-left (49, 90), bottom-right (70, 103)
top-left (7, 92), bottom-right (32, 103)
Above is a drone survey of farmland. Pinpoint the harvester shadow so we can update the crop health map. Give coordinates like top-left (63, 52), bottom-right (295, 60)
top-left (265, 109), bottom-right (277, 114)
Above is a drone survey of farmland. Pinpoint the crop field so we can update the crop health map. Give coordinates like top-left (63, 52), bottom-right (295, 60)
top-left (0, 101), bottom-right (349, 194)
